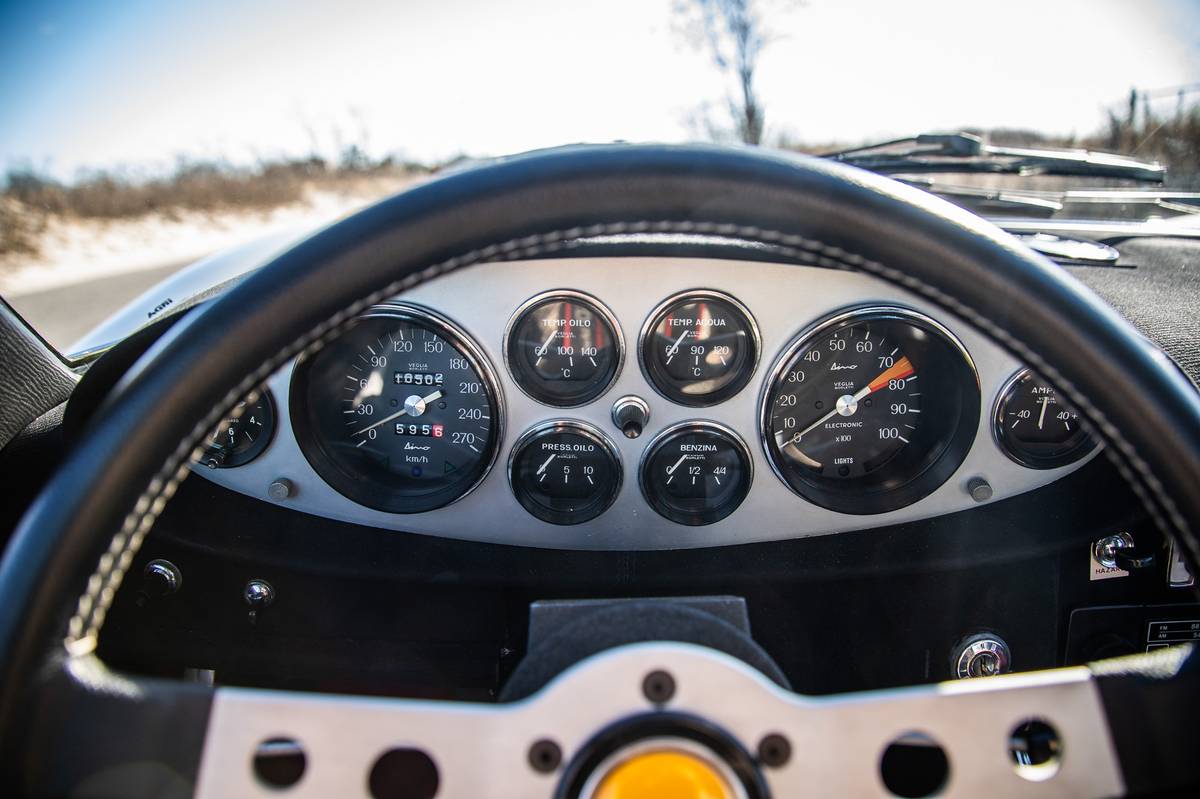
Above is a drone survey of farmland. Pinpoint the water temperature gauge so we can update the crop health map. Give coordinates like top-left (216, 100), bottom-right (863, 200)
top-left (640, 290), bottom-right (759, 406)
top-left (640, 422), bottom-right (752, 526)
top-left (509, 421), bottom-right (622, 524)
top-left (994, 369), bottom-right (1097, 469)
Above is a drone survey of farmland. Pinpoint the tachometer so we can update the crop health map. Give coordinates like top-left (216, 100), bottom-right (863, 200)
top-left (761, 307), bottom-right (979, 514)
top-left (291, 304), bottom-right (502, 513)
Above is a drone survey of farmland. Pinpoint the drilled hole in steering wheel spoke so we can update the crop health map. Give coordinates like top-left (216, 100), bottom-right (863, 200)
top-left (1008, 718), bottom-right (1062, 782)
top-left (879, 731), bottom-right (950, 798)
top-left (252, 737), bottom-right (307, 790)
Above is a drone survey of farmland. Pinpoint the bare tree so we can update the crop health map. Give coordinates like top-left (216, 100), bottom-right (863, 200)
top-left (675, 0), bottom-right (797, 145)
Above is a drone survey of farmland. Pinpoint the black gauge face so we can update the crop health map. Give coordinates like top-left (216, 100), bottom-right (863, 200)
top-left (197, 391), bottom-right (275, 468)
top-left (291, 306), bottom-right (501, 513)
top-left (762, 308), bottom-right (980, 515)
top-left (506, 292), bottom-right (622, 406)
top-left (641, 291), bottom-right (758, 406)
top-left (995, 370), bottom-right (1096, 469)
top-left (509, 422), bottom-right (621, 524)
top-left (641, 423), bottom-right (752, 526)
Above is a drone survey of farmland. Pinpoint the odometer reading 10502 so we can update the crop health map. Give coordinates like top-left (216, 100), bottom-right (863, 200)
top-left (292, 305), bottom-right (502, 514)
top-left (762, 307), bottom-right (979, 515)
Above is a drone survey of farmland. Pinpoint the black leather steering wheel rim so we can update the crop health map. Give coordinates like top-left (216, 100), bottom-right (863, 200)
top-left (2, 144), bottom-right (1199, 794)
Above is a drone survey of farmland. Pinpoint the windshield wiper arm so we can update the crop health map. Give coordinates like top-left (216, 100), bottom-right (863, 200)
top-left (823, 132), bottom-right (1166, 184)
top-left (895, 178), bottom-right (1064, 218)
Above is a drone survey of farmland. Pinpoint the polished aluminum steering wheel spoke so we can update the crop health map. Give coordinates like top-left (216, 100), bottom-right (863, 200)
top-left (195, 642), bottom-right (1124, 798)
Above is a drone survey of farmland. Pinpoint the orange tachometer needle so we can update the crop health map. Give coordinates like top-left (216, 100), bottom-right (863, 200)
top-left (865, 356), bottom-right (915, 395)
top-left (788, 355), bottom-right (916, 446)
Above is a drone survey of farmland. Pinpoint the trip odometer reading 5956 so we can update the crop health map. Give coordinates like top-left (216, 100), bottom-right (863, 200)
top-left (292, 304), bottom-right (502, 513)
top-left (762, 307), bottom-right (979, 514)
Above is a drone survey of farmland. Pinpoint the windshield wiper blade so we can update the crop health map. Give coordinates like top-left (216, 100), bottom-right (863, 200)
top-left (823, 132), bottom-right (1166, 184)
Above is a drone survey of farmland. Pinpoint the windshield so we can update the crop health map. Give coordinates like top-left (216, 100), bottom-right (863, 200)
top-left (2, 0), bottom-right (1198, 354)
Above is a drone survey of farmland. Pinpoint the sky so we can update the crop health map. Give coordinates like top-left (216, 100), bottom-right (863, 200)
top-left (2, 0), bottom-right (1199, 181)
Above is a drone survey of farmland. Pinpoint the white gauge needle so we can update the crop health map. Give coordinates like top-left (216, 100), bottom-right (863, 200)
top-left (666, 453), bottom-right (691, 475)
top-left (352, 390), bottom-right (443, 436)
top-left (1037, 396), bottom-right (1049, 430)
top-left (665, 328), bottom-right (690, 363)
top-left (536, 454), bottom-right (557, 475)
top-left (535, 328), bottom-right (557, 358)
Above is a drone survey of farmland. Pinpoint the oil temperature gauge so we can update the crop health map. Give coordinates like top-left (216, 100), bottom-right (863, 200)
top-left (505, 291), bottom-right (623, 407)
top-left (640, 422), bottom-right (752, 526)
top-left (509, 421), bottom-right (622, 524)
top-left (994, 369), bottom-right (1097, 469)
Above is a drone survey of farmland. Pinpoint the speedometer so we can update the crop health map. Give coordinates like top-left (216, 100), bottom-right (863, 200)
top-left (291, 304), bottom-right (502, 513)
top-left (761, 307), bottom-right (979, 514)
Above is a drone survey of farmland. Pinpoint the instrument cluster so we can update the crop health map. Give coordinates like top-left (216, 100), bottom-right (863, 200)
top-left (191, 257), bottom-right (1099, 550)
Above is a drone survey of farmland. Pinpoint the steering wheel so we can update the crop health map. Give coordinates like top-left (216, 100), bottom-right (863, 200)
top-left (1, 145), bottom-right (1198, 797)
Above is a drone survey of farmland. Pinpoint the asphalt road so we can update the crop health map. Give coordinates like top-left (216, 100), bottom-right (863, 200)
top-left (6, 261), bottom-right (191, 353)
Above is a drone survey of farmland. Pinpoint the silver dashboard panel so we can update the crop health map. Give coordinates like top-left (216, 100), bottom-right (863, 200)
top-left (192, 257), bottom-right (1099, 550)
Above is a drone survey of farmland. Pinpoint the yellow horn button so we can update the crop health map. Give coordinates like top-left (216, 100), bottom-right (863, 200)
top-left (592, 750), bottom-right (735, 799)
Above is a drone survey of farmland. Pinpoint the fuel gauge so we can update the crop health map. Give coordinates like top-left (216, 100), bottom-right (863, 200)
top-left (641, 422), bottom-right (752, 526)
top-left (994, 369), bottom-right (1097, 469)
top-left (509, 421), bottom-right (622, 524)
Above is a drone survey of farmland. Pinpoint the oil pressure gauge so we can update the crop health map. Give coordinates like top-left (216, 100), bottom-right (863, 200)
top-left (640, 290), bottom-right (759, 406)
top-left (994, 369), bottom-right (1097, 469)
top-left (509, 421), bottom-right (622, 524)
top-left (640, 421), bottom-right (752, 526)
top-left (196, 390), bottom-right (275, 468)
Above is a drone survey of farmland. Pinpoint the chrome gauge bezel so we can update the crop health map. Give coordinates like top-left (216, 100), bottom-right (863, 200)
top-left (507, 419), bottom-right (623, 525)
top-left (290, 302), bottom-right (504, 514)
top-left (502, 289), bottom-right (625, 408)
top-left (637, 289), bottom-right (761, 407)
top-left (194, 387), bottom-right (277, 469)
top-left (992, 368), bottom-right (1098, 469)
top-left (759, 305), bottom-right (980, 515)
top-left (638, 420), bottom-right (754, 526)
